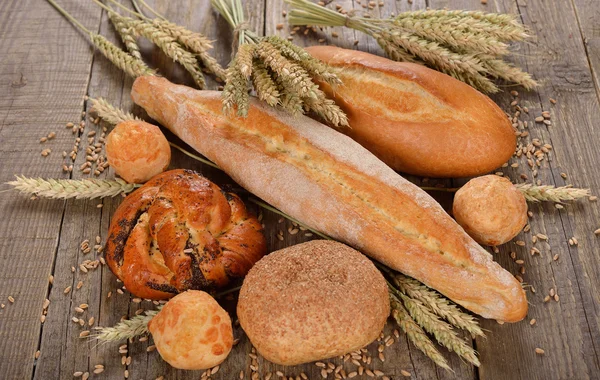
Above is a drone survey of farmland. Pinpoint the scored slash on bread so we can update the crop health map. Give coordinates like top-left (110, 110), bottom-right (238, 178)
top-left (305, 45), bottom-right (517, 178)
top-left (131, 76), bottom-right (528, 322)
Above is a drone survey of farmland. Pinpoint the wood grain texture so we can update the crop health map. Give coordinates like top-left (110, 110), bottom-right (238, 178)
top-left (571, 0), bottom-right (600, 98)
top-left (1, 0), bottom-right (600, 379)
top-left (428, 0), bottom-right (600, 379)
top-left (0, 0), bottom-right (102, 378)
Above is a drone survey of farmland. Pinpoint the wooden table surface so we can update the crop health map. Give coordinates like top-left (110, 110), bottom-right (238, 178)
top-left (1, 0), bottom-right (599, 379)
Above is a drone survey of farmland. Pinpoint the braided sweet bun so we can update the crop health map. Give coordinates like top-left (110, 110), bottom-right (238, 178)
top-left (105, 169), bottom-right (266, 299)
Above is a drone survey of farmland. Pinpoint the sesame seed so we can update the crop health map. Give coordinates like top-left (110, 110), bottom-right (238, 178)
top-left (8, 296), bottom-right (15, 303)
top-left (64, 286), bottom-right (72, 294)
top-left (530, 319), bottom-right (536, 326)
top-left (535, 348), bottom-right (545, 355)
top-left (400, 370), bottom-right (411, 377)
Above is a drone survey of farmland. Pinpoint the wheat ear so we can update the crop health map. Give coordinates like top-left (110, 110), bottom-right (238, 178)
top-left (391, 273), bottom-right (484, 337)
top-left (515, 184), bottom-right (592, 202)
top-left (108, 12), bottom-right (142, 60)
top-left (7, 177), bottom-right (138, 200)
top-left (92, 308), bottom-right (161, 342)
top-left (396, 290), bottom-right (480, 366)
top-left (390, 295), bottom-right (451, 371)
top-left (90, 98), bottom-right (138, 125)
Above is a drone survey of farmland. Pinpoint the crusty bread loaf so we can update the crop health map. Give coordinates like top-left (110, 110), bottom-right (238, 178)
top-left (305, 45), bottom-right (516, 178)
top-left (237, 241), bottom-right (389, 365)
top-left (131, 76), bottom-right (527, 322)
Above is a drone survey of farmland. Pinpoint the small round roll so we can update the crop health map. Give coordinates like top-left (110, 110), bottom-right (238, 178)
top-left (453, 175), bottom-right (528, 246)
top-left (237, 240), bottom-right (390, 366)
top-left (106, 120), bottom-right (171, 183)
top-left (148, 290), bottom-right (233, 370)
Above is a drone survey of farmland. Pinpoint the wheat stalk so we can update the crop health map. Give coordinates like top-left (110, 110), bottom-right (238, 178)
top-left (153, 19), bottom-right (226, 80)
top-left (108, 11), bottom-right (142, 60)
top-left (211, 0), bottom-right (347, 126)
top-left (420, 184), bottom-right (591, 204)
top-left (90, 97), bottom-right (139, 125)
top-left (395, 289), bottom-right (480, 366)
top-left (92, 308), bottom-right (160, 342)
top-left (286, 0), bottom-right (536, 93)
top-left (113, 15), bottom-right (206, 89)
top-left (91, 34), bottom-right (157, 78)
top-left (390, 272), bottom-right (484, 338)
top-left (390, 295), bottom-right (451, 371)
top-left (515, 183), bottom-right (592, 203)
top-left (47, 0), bottom-right (155, 79)
top-left (7, 177), bottom-right (138, 200)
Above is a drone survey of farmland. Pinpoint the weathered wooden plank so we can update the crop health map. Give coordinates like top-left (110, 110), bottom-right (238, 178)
top-left (571, 0), bottom-right (600, 99)
top-left (427, 0), bottom-right (600, 379)
top-left (3, 0), bottom-right (600, 379)
top-left (0, 0), bottom-right (104, 378)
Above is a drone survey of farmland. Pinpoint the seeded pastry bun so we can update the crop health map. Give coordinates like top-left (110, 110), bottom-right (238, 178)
top-left (237, 241), bottom-right (390, 366)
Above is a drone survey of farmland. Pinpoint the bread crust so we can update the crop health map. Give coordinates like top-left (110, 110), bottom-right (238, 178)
top-left (305, 46), bottom-right (516, 178)
top-left (148, 290), bottom-right (233, 370)
top-left (105, 169), bottom-right (266, 299)
top-left (237, 241), bottom-right (389, 365)
top-left (453, 175), bottom-right (528, 246)
top-left (131, 76), bottom-right (527, 322)
top-left (106, 120), bottom-right (171, 183)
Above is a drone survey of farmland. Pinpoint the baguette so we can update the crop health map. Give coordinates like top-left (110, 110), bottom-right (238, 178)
top-left (131, 76), bottom-right (527, 322)
top-left (305, 46), bottom-right (516, 178)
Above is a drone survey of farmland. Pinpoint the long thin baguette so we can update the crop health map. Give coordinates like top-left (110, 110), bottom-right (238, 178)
top-left (131, 76), bottom-right (527, 322)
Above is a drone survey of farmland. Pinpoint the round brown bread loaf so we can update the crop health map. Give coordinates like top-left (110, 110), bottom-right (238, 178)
top-left (453, 175), bottom-right (528, 246)
top-left (237, 240), bottom-right (390, 366)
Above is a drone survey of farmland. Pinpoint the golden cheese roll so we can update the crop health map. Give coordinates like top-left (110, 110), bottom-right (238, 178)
top-left (148, 290), bottom-right (233, 370)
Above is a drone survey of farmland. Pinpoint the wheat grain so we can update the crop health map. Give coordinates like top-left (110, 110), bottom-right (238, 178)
top-left (286, 0), bottom-right (535, 92)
